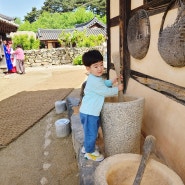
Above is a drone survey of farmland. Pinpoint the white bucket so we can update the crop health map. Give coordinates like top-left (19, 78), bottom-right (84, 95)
top-left (55, 100), bottom-right (66, 114)
top-left (55, 118), bottom-right (70, 138)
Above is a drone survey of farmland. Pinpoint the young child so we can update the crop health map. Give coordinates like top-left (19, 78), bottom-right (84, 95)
top-left (80, 50), bottom-right (123, 162)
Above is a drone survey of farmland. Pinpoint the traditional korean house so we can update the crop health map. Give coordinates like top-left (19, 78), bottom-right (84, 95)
top-left (107, 0), bottom-right (185, 183)
top-left (37, 17), bottom-right (106, 49)
top-left (0, 13), bottom-right (18, 70)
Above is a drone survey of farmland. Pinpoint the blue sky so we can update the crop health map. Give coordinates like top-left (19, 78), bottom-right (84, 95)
top-left (0, 0), bottom-right (45, 20)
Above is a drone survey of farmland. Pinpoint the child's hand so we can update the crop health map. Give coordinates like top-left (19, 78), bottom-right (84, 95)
top-left (112, 77), bottom-right (118, 84)
top-left (118, 84), bottom-right (123, 91)
top-left (112, 75), bottom-right (123, 84)
top-left (120, 75), bottom-right (123, 83)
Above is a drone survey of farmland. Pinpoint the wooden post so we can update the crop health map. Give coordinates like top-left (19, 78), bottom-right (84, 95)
top-left (120, 0), bottom-right (131, 93)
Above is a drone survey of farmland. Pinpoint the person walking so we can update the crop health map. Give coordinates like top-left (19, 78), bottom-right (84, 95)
top-left (79, 49), bottom-right (123, 162)
top-left (13, 45), bottom-right (25, 74)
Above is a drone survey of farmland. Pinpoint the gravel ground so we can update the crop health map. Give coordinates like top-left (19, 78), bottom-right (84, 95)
top-left (0, 64), bottom-right (87, 185)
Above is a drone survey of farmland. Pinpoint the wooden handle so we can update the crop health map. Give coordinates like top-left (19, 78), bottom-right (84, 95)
top-left (133, 135), bottom-right (156, 185)
top-left (112, 52), bottom-right (125, 101)
top-left (112, 52), bottom-right (121, 83)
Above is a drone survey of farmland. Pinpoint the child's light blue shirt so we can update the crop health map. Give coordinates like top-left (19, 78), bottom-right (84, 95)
top-left (80, 74), bottom-right (118, 116)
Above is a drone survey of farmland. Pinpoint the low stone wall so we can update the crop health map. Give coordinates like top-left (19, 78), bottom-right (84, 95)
top-left (24, 46), bottom-right (105, 67)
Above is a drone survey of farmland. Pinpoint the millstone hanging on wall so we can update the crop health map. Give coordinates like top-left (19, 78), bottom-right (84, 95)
top-left (127, 9), bottom-right (151, 60)
top-left (158, 0), bottom-right (185, 67)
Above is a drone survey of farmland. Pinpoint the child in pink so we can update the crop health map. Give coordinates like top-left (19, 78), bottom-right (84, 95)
top-left (13, 45), bottom-right (25, 74)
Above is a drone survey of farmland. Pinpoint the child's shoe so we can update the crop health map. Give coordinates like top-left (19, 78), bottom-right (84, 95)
top-left (84, 151), bottom-right (104, 162)
top-left (81, 145), bottom-right (99, 154)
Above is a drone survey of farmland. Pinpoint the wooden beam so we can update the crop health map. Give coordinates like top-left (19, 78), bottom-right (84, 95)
top-left (110, 0), bottom-right (175, 28)
top-left (131, 70), bottom-right (185, 106)
top-left (106, 0), bottom-right (110, 79)
top-left (110, 16), bottom-right (119, 27)
top-left (120, 0), bottom-right (131, 93)
top-left (131, 0), bottom-right (174, 16)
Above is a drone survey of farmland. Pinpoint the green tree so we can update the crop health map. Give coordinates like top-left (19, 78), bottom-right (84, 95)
top-left (41, 0), bottom-right (76, 13)
top-left (34, 12), bottom-right (64, 29)
top-left (24, 7), bottom-right (40, 23)
top-left (14, 17), bottom-right (22, 25)
top-left (73, 7), bottom-right (94, 25)
top-left (23, 0), bottom-right (106, 26)
top-left (18, 8), bottom-right (105, 32)
top-left (90, 0), bottom-right (106, 16)
top-left (39, 0), bottom-right (106, 16)
top-left (75, 0), bottom-right (106, 16)
top-left (18, 21), bottom-right (33, 31)
top-left (12, 34), bottom-right (40, 50)
top-left (58, 29), bottom-right (105, 47)
top-left (59, 30), bottom-right (87, 47)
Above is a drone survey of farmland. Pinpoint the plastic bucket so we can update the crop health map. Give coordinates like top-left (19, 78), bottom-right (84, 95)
top-left (55, 118), bottom-right (70, 138)
top-left (55, 100), bottom-right (66, 114)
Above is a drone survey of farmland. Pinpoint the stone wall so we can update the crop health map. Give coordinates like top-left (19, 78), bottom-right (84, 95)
top-left (24, 46), bottom-right (105, 67)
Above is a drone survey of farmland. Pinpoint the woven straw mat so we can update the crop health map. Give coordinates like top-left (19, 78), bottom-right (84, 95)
top-left (0, 88), bottom-right (73, 146)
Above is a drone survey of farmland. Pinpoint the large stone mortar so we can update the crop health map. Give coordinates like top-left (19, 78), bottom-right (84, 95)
top-left (101, 95), bottom-right (144, 157)
top-left (94, 153), bottom-right (184, 185)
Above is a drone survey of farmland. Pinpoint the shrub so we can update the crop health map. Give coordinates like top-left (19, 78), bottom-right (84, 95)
top-left (73, 55), bottom-right (83, 65)
top-left (58, 30), bottom-right (105, 47)
top-left (12, 34), bottom-right (40, 50)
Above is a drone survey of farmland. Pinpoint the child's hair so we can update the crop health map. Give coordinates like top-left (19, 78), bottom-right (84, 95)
top-left (16, 44), bottom-right (22, 48)
top-left (82, 49), bottom-right (103, 67)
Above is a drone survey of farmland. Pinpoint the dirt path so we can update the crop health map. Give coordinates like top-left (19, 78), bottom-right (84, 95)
top-left (0, 65), bottom-right (87, 185)
top-left (0, 65), bottom-right (86, 101)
